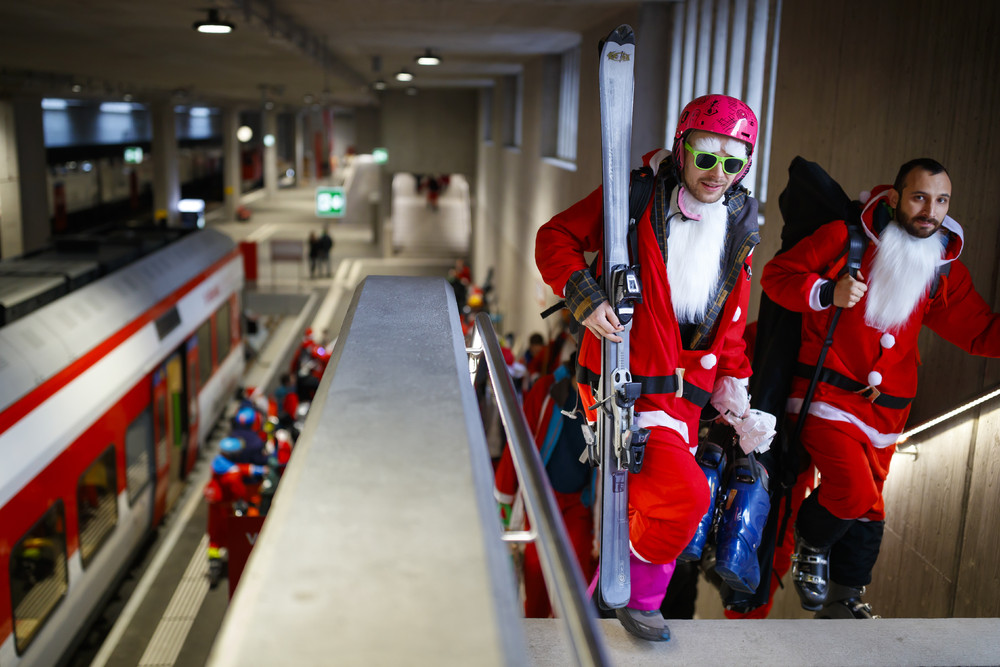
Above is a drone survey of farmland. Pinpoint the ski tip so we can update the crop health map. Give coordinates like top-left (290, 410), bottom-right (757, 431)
top-left (603, 24), bottom-right (635, 48)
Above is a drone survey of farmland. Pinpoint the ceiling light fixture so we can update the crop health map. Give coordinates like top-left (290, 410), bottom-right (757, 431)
top-left (395, 70), bottom-right (414, 82)
top-left (373, 79), bottom-right (387, 91)
top-left (416, 49), bottom-right (441, 66)
top-left (194, 9), bottom-right (235, 34)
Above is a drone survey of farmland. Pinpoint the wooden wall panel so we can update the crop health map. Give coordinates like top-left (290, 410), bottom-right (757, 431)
top-left (874, 420), bottom-right (975, 616)
top-left (760, 0), bottom-right (1000, 619)
top-left (955, 404), bottom-right (1000, 617)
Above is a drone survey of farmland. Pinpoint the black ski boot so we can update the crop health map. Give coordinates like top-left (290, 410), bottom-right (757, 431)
top-left (814, 583), bottom-right (878, 619)
top-left (615, 607), bottom-right (671, 642)
top-left (790, 532), bottom-right (830, 611)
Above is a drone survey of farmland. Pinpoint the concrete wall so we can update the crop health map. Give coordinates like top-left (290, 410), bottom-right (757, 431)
top-left (380, 88), bottom-right (478, 177)
top-left (475, 8), bottom-right (638, 348)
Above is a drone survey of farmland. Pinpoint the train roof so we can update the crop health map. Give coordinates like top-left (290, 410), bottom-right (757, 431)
top-left (0, 227), bottom-right (238, 414)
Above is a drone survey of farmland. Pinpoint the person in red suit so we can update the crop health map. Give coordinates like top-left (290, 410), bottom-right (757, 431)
top-left (494, 357), bottom-right (596, 618)
top-left (761, 158), bottom-right (1000, 617)
top-left (535, 94), bottom-right (776, 640)
top-left (204, 437), bottom-right (268, 587)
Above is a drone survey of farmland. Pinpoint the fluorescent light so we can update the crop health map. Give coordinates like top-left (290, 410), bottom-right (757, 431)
top-left (416, 49), bottom-right (441, 66)
top-left (190, 107), bottom-right (211, 117)
top-left (897, 385), bottom-right (1000, 444)
top-left (100, 102), bottom-right (134, 113)
top-left (42, 98), bottom-right (68, 110)
top-left (178, 198), bottom-right (206, 213)
top-left (395, 70), bottom-right (414, 82)
top-left (194, 9), bottom-right (235, 34)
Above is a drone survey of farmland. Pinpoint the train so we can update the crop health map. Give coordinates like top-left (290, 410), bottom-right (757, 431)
top-left (0, 226), bottom-right (245, 667)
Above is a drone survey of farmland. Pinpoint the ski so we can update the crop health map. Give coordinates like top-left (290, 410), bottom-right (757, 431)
top-left (595, 24), bottom-right (645, 610)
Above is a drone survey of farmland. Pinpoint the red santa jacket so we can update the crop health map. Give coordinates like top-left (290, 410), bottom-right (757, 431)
top-left (761, 184), bottom-right (1000, 444)
top-left (535, 149), bottom-right (759, 434)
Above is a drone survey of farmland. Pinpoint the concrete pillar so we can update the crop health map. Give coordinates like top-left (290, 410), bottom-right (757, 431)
top-left (151, 100), bottom-right (180, 226)
top-left (294, 111), bottom-right (305, 187)
top-left (263, 108), bottom-right (278, 197)
top-left (632, 2), bottom-right (674, 166)
top-left (0, 96), bottom-right (50, 258)
top-left (223, 107), bottom-right (241, 220)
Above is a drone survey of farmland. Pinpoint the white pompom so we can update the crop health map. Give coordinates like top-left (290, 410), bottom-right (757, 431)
top-left (733, 306), bottom-right (742, 322)
top-left (880, 333), bottom-right (895, 349)
top-left (700, 354), bottom-right (717, 369)
top-left (868, 371), bottom-right (883, 387)
top-left (859, 190), bottom-right (871, 204)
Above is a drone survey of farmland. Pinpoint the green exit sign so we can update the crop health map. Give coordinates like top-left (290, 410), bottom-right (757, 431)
top-left (372, 147), bottom-right (388, 164)
top-left (124, 146), bottom-right (143, 164)
top-left (316, 186), bottom-right (345, 218)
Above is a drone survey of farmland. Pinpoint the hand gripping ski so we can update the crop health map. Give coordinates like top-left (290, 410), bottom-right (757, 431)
top-left (594, 24), bottom-right (645, 610)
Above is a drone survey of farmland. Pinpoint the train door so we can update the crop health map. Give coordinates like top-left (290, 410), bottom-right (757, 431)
top-left (184, 336), bottom-right (201, 475)
top-left (151, 367), bottom-right (170, 525)
top-left (163, 351), bottom-right (187, 511)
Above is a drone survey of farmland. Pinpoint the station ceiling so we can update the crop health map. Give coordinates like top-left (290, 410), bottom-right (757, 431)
top-left (0, 0), bottom-right (654, 110)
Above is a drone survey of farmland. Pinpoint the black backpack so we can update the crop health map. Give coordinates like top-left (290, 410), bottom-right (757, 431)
top-left (723, 156), bottom-right (866, 613)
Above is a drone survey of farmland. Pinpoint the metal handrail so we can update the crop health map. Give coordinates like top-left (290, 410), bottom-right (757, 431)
top-left (469, 312), bottom-right (610, 667)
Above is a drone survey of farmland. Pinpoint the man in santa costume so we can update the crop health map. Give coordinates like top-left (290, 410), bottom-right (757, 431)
top-left (761, 158), bottom-right (1000, 618)
top-left (535, 94), bottom-right (776, 641)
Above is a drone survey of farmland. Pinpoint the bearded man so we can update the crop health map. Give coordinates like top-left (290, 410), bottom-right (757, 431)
top-left (761, 158), bottom-right (1000, 618)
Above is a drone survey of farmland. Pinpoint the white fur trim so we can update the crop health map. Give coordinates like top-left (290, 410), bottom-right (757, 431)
top-left (700, 353), bottom-right (717, 369)
top-left (859, 190), bottom-right (871, 204)
top-left (648, 149), bottom-right (671, 176)
top-left (733, 306), bottom-right (742, 322)
top-left (880, 333), bottom-right (896, 349)
top-left (785, 398), bottom-right (901, 448)
top-left (809, 278), bottom-right (832, 311)
top-left (690, 134), bottom-right (749, 158)
top-left (630, 541), bottom-right (653, 563)
top-left (867, 371), bottom-right (883, 387)
top-left (636, 410), bottom-right (690, 445)
top-left (493, 489), bottom-right (515, 505)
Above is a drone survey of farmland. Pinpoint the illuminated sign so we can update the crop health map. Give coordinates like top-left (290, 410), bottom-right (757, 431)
top-left (124, 146), bottom-right (143, 164)
top-left (316, 186), bottom-right (345, 218)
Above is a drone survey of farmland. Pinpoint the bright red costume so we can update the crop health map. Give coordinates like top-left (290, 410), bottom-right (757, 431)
top-left (535, 147), bottom-right (760, 602)
top-left (761, 185), bottom-right (1000, 521)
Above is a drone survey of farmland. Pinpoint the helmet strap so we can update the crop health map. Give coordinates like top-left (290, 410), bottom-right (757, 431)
top-left (676, 186), bottom-right (702, 221)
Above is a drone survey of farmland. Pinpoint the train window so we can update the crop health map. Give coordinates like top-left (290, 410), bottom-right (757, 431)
top-left (77, 446), bottom-right (118, 568)
top-left (125, 408), bottom-right (153, 504)
top-left (215, 301), bottom-right (231, 362)
top-left (10, 500), bottom-right (68, 655)
top-left (197, 319), bottom-right (213, 381)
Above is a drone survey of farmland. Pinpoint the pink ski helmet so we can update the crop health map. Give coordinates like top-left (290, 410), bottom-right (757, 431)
top-left (672, 94), bottom-right (758, 186)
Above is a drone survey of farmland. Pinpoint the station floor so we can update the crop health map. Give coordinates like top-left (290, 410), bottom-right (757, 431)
top-left (66, 179), bottom-right (467, 666)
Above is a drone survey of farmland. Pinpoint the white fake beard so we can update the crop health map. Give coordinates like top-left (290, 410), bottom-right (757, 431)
top-left (666, 187), bottom-right (728, 324)
top-left (864, 221), bottom-right (944, 332)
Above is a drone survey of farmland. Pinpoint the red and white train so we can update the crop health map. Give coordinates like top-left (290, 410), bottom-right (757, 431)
top-left (0, 227), bottom-right (244, 666)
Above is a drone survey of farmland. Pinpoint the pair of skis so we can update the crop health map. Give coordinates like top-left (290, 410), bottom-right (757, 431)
top-left (592, 24), bottom-right (646, 610)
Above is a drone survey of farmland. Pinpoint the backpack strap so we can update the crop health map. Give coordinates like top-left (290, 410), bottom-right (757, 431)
top-left (627, 166), bottom-right (655, 273)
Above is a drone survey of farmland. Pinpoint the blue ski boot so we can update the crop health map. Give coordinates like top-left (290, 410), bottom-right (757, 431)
top-left (713, 455), bottom-right (769, 594)
top-left (677, 442), bottom-right (726, 562)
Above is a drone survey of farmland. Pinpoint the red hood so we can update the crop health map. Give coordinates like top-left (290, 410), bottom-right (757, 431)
top-left (859, 184), bottom-right (963, 264)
